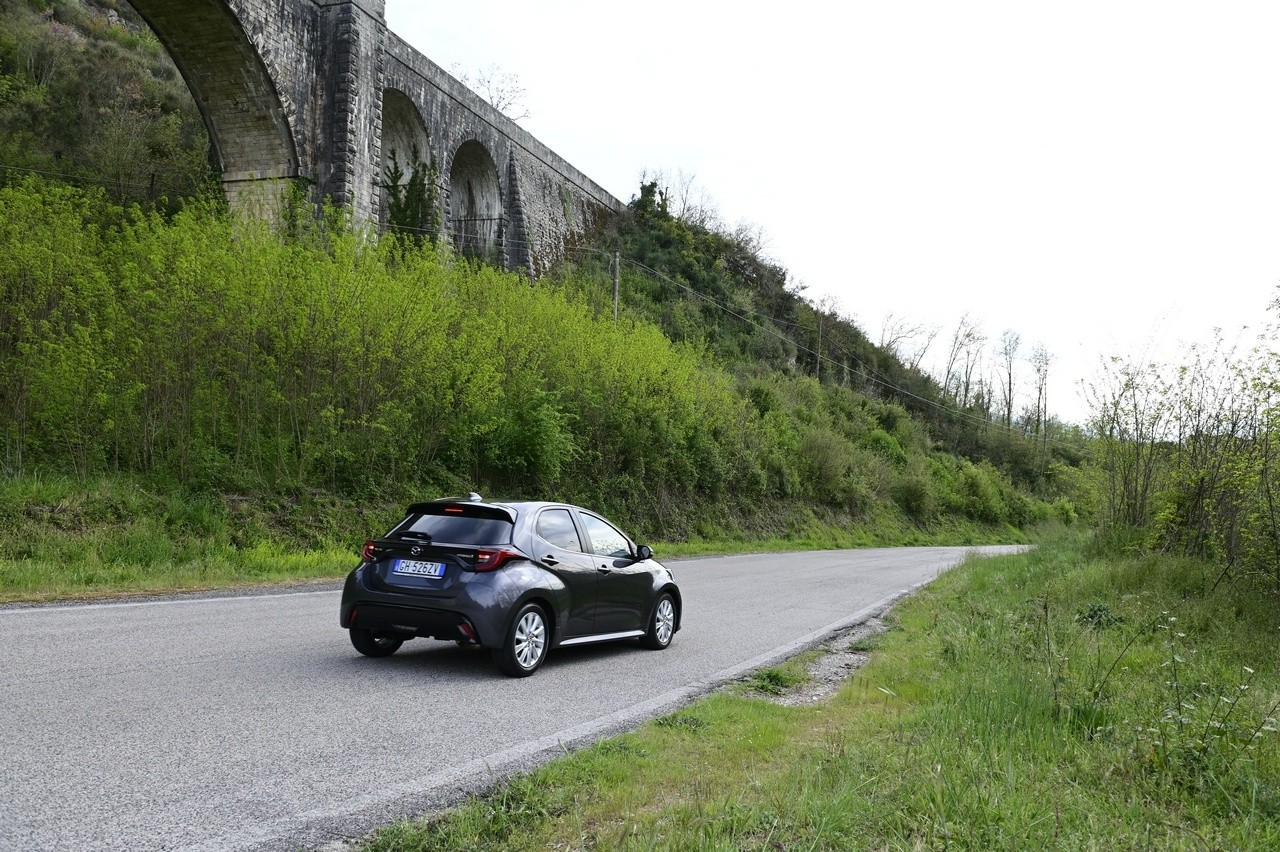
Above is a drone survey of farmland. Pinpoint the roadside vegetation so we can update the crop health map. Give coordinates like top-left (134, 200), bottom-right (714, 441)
top-left (0, 176), bottom-right (1073, 601)
top-left (361, 529), bottom-right (1280, 850)
top-left (358, 294), bottom-right (1280, 849)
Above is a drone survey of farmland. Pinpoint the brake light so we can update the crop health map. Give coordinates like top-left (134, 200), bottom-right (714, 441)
top-left (444, 506), bottom-right (464, 514)
top-left (473, 548), bottom-right (520, 572)
top-left (361, 540), bottom-right (378, 561)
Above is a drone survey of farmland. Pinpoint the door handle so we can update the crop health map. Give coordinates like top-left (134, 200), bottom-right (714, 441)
top-left (597, 566), bottom-right (612, 574)
top-left (543, 555), bottom-right (560, 565)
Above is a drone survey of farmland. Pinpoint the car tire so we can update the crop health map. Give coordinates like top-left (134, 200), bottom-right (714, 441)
top-left (641, 593), bottom-right (676, 650)
top-left (494, 602), bottom-right (549, 677)
top-left (350, 627), bottom-right (403, 658)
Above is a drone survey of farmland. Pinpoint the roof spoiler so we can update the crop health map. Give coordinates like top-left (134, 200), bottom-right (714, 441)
top-left (405, 496), bottom-right (515, 522)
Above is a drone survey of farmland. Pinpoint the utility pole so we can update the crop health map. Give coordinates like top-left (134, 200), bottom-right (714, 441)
top-left (816, 315), bottom-right (822, 382)
top-left (613, 250), bottom-right (620, 320)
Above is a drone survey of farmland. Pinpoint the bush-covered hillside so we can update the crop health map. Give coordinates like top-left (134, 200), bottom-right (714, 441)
top-left (0, 178), bottom-right (1077, 553)
top-left (0, 0), bottom-right (212, 206)
top-left (556, 180), bottom-right (1090, 495)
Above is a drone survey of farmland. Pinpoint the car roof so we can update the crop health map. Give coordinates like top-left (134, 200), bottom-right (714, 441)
top-left (403, 497), bottom-right (578, 518)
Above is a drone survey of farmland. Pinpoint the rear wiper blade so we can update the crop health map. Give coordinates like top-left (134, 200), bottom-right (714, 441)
top-left (396, 531), bottom-right (434, 543)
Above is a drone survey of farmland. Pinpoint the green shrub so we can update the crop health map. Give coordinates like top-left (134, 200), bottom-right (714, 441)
top-left (960, 461), bottom-right (1009, 524)
top-left (862, 428), bottom-right (908, 466)
top-left (891, 472), bottom-right (937, 522)
top-left (799, 425), bottom-right (851, 505)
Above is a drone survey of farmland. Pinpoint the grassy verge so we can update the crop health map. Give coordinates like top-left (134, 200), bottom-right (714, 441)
top-left (360, 528), bottom-right (1280, 850)
top-left (0, 474), bottom-right (379, 602)
top-left (0, 474), bottom-right (1025, 603)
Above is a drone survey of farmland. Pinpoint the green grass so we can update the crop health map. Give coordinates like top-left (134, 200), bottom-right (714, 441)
top-left (0, 474), bottom-right (1026, 603)
top-left (738, 655), bottom-right (816, 696)
top-left (359, 528), bottom-right (1280, 850)
top-left (0, 474), bottom-right (382, 601)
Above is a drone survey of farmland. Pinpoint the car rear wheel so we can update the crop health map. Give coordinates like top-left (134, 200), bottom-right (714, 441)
top-left (641, 593), bottom-right (676, 650)
top-left (350, 627), bottom-right (403, 658)
top-left (494, 603), bottom-right (549, 677)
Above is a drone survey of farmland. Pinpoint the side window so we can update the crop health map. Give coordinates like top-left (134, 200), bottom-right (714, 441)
top-left (536, 509), bottom-right (582, 552)
top-left (580, 514), bottom-right (631, 559)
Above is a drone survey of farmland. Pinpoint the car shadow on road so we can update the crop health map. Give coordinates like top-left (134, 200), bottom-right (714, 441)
top-left (332, 637), bottom-right (650, 681)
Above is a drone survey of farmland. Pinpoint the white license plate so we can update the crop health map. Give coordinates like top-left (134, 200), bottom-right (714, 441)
top-left (392, 559), bottom-right (446, 578)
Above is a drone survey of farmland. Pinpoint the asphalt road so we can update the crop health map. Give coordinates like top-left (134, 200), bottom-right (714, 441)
top-left (0, 545), bottom-right (1025, 851)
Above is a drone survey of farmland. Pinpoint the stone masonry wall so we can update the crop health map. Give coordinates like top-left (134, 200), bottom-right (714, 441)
top-left (315, 0), bottom-right (385, 219)
top-left (129, 0), bottom-right (620, 269)
top-left (383, 32), bottom-right (622, 273)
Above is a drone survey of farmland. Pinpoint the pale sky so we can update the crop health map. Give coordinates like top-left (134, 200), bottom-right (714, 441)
top-left (385, 1), bottom-right (1280, 425)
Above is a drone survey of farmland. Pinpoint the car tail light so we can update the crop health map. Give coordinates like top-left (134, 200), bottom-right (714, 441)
top-left (361, 540), bottom-right (378, 562)
top-left (473, 548), bottom-right (520, 572)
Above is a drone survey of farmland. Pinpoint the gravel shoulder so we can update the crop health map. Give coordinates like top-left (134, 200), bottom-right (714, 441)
top-left (746, 615), bottom-right (891, 706)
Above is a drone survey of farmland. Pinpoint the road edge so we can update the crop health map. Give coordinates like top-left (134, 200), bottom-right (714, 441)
top-left (238, 581), bottom-right (932, 852)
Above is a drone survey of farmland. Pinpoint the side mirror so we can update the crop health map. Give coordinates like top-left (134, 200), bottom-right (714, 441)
top-left (636, 544), bottom-right (653, 561)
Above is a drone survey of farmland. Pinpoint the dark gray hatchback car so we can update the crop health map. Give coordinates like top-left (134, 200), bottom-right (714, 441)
top-left (339, 494), bottom-right (681, 676)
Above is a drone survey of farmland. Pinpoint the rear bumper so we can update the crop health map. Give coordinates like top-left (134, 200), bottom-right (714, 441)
top-left (344, 601), bottom-right (474, 642)
top-left (339, 564), bottom-right (513, 647)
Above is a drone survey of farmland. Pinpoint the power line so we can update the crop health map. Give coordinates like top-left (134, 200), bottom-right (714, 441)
top-left (0, 162), bottom-right (206, 196)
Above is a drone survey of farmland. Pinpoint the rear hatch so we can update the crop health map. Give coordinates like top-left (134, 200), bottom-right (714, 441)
top-left (363, 502), bottom-right (517, 595)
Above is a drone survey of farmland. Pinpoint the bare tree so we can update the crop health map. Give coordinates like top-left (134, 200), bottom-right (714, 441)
top-left (1084, 355), bottom-right (1172, 529)
top-left (730, 220), bottom-right (768, 257)
top-left (996, 329), bottom-right (1021, 427)
top-left (1030, 343), bottom-right (1052, 450)
top-left (909, 325), bottom-right (941, 372)
top-left (879, 313), bottom-right (940, 370)
top-left (959, 331), bottom-right (987, 408)
top-left (636, 168), bottom-right (721, 229)
top-left (450, 63), bottom-right (530, 121)
top-left (941, 315), bottom-right (985, 406)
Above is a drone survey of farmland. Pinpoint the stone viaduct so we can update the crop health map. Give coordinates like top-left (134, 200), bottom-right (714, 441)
top-left (126, 0), bottom-right (622, 274)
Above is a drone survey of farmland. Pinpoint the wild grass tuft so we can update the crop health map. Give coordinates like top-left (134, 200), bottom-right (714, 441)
top-left (745, 666), bottom-right (809, 696)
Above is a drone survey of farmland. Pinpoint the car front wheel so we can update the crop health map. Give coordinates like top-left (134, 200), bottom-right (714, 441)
top-left (350, 627), bottom-right (403, 658)
top-left (494, 603), bottom-right (549, 677)
top-left (641, 593), bottom-right (676, 650)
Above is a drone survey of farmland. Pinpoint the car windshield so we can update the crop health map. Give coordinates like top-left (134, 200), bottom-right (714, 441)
top-left (397, 513), bottom-right (513, 546)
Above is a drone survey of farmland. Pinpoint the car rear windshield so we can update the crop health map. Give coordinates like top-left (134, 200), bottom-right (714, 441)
top-left (397, 513), bottom-right (513, 546)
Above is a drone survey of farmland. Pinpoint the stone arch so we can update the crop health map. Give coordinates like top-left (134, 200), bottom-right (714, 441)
top-left (125, 0), bottom-right (298, 213)
top-left (379, 89), bottom-right (433, 229)
top-left (447, 140), bottom-right (503, 261)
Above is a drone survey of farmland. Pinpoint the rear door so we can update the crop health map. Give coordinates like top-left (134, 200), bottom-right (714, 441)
top-left (532, 507), bottom-right (598, 638)
top-left (579, 511), bottom-right (652, 634)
